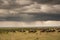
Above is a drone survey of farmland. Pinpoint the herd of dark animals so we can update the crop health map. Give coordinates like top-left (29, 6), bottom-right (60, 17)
top-left (0, 27), bottom-right (60, 33)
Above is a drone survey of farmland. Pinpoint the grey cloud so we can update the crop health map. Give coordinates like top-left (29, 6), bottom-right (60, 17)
top-left (0, 13), bottom-right (60, 21)
top-left (20, 3), bottom-right (60, 14)
top-left (0, 0), bottom-right (60, 21)
top-left (0, 0), bottom-right (60, 13)
top-left (0, 14), bottom-right (34, 21)
top-left (34, 13), bottom-right (60, 21)
top-left (0, 0), bottom-right (60, 27)
top-left (0, 0), bottom-right (33, 9)
top-left (32, 0), bottom-right (60, 4)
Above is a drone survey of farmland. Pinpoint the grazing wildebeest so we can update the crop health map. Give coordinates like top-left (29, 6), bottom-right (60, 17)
top-left (8, 30), bottom-right (16, 32)
top-left (28, 29), bottom-right (36, 33)
top-left (56, 28), bottom-right (60, 30)
top-left (40, 28), bottom-right (48, 32)
top-left (58, 30), bottom-right (60, 32)
top-left (40, 29), bottom-right (46, 32)
top-left (46, 29), bottom-right (55, 32)
top-left (57, 30), bottom-right (60, 32)
top-left (40, 28), bottom-right (55, 32)
top-left (18, 29), bottom-right (26, 32)
top-left (55, 28), bottom-right (60, 32)
top-left (12, 30), bottom-right (16, 32)
top-left (21, 30), bottom-right (26, 32)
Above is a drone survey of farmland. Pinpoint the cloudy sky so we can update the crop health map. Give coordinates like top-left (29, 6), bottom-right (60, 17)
top-left (0, 0), bottom-right (60, 27)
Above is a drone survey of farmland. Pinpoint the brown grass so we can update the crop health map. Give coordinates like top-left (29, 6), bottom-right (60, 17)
top-left (0, 31), bottom-right (60, 40)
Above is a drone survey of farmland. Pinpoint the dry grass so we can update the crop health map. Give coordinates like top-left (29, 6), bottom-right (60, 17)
top-left (0, 31), bottom-right (60, 40)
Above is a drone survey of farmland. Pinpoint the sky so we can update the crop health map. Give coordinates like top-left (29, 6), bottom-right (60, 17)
top-left (0, 0), bottom-right (60, 27)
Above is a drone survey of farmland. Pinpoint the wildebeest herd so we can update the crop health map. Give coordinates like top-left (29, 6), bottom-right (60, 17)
top-left (0, 27), bottom-right (60, 33)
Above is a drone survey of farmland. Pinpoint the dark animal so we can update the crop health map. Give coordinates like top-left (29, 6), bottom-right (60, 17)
top-left (9, 30), bottom-right (16, 32)
top-left (58, 30), bottom-right (60, 32)
top-left (46, 29), bottom-right (55, 32)
top-left (18, 29), bottom-right (26, 32)
top-left (40, 29), bottom-right (48, 32)
top-left (28, 29), bottom-right (36, 33)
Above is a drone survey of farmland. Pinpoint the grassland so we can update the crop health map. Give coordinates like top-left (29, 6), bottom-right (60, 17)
top-left (0, 27), bottom-right (60, 40)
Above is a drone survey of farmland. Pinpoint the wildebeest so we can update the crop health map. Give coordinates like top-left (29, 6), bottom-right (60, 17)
top-left (8, 30), bottom-right (16, 32)
top-left (58, 30), bottom-right (60, 32)
top-left (40, 28), bottom-right (55, 32)
top-left (46, 29), bottom-right (55, 32)
top-left (40, 28), bottom-right (48, 32)
top-left (18, 29), bottom-right (26, 32)
top-left (28, 29), bottom-right (37, 33)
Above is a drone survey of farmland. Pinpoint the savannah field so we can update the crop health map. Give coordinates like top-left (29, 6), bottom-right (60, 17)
top-left (0, 27), bottom-right (60, 40)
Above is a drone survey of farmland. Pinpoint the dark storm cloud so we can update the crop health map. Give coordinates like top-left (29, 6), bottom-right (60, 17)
top-left (32, 0), bottom-right (60, 4)
top-left (0, 0), bottom-right (60, 21)
top-left (0, 13), bottom-right (60, 21)
top-left (34, 13), bottom-right (60, 21)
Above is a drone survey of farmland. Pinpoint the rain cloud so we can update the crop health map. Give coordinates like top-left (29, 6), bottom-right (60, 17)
top-left (0, 0), bottom-right (60, 27)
